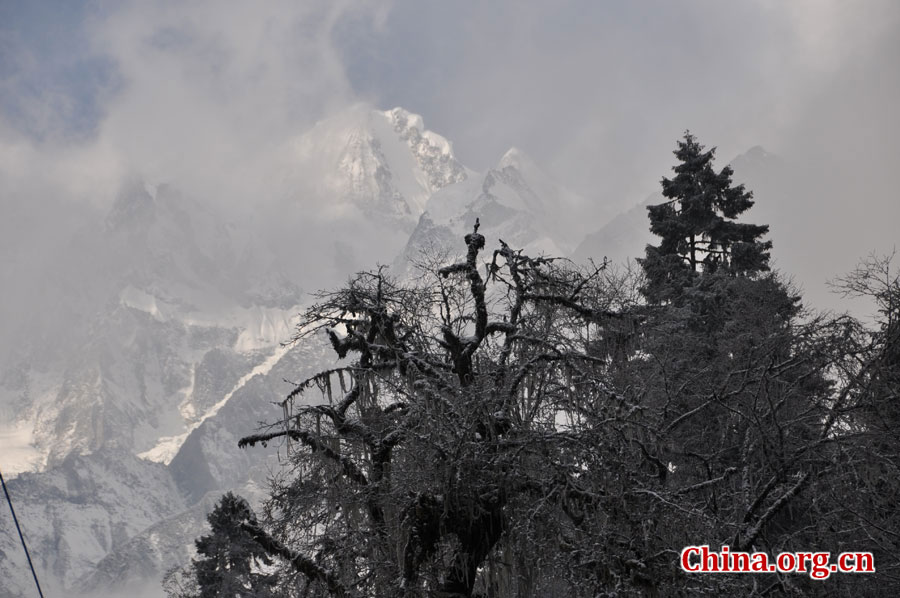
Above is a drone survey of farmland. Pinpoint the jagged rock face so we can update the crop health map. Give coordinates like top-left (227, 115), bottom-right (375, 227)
top-left (0, 337), bottom-right (336, 598)
top-left (0, 164), bottom-right (310, 597)
top-left (287, 105), bottom-right (467, 234)
top-left (1, 178), bottom-right (302, 473)
top-left (385, 107), bottom-right (467, 193)
top-left (75, 339), bottom-right (334, 597)
top-left (0, 450), bottom-right (186, 598)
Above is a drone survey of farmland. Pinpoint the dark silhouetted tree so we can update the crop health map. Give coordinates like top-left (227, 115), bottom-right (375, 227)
top-left (641, 132), bottom-right (772, 304)
top-left (235, 226), bottom-right (643, 597)
top-left (191, 492), bottom-right (278, 598)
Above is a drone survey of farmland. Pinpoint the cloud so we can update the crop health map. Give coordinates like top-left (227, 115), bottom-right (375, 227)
top-left (1, 0), bottom-right (897, 309)
top-left (0, 0), bottom-right (385, 209)
top-left (5, 0), bottom-right (896, 214)
top-left (327, 0), bottom-right (899, 311)
top-left (340, 1), bottom-right (899, 210)
top-left (0, 0), bottom-right (397, 320)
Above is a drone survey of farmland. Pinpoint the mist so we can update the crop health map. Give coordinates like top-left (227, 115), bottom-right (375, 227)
top-left (2, 0), bottom-right (897, 316)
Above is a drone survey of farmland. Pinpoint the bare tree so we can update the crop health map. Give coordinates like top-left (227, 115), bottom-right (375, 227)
top-left (236, 223), bottom-right (641, 597)
top-left (817, 253), bottom-right (900, 593)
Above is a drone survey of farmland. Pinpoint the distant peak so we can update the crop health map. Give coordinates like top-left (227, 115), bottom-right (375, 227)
top-left (498, 146), bottom-right (526, 170)
top-left (732, 145), bottom-right (777, 163)
top-left (106, 177), bottom-right (156, 231)
top-left (729, 145), bottom-right (782, 172)
top-left (498, 146), bottom-right (544, 174)
top-left (746, 145), bottom-right (769, 158)
top-left (500, 146), bottom-right (521, 162)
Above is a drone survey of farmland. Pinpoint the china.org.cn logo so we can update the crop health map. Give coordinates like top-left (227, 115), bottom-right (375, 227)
top-left (680, 545), bottom-right (875, 580)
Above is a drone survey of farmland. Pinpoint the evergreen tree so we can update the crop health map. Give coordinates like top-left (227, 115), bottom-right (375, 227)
top-left (641, 132), bottom-right (772, 303)
top-left (192, 492), bottom-right (277, 598)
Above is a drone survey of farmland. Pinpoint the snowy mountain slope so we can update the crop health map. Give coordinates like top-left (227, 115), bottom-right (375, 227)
top-left (0, 330), bottom-right (336, 598)
top-left (0, 450), bottom-right (185, 598)
top-left (0, 178), bottom-right (304, 473)
top-left (79, 337), bottom-right (337, 596)
top-left (166, 330), bottom-right (336, 504)
top-left (75, 463), bottom-right (276, 598)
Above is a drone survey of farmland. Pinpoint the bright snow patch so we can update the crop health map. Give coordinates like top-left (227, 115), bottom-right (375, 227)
top-left (0, 420), bottom-right (43, 477)
top-left (137, 433), bottom-right (188, 464)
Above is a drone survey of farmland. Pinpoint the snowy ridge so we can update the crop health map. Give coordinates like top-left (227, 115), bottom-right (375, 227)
top-left (138, 340), bottom-right (293, 465)
top-left (384, 107), bottom-right (466, 195)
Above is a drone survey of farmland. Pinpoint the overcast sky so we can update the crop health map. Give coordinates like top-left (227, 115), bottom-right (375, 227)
top-left (1, 0), bottom-right (898, 308)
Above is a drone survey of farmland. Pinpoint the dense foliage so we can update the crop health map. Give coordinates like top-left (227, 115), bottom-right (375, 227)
top-left (641, 132), bottom-right (772, 304)
top-left (170, 136), bottom-right (899, 597)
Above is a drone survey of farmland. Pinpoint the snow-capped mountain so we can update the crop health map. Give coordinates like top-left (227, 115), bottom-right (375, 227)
top-left (0, 105), bottom-right (611, 597)
top-left (258, 105), bottom-right (473, 284)
top-left (0, 450), bottom-right (187, 597)
top-left (1, 179), bottom-right (302, 472)
top-left (281, 105), bottom-right (467, 228)
top-left (0, 176), bottom-right (308, 596)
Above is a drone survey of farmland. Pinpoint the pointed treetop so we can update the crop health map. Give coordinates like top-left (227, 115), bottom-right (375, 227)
top-left (640, 132), bottom-right (772, 303)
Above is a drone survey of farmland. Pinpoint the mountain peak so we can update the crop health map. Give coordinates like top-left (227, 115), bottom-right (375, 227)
top-left (105, 177), bottom-right (156, 231)
top-left (384, 106), bottom-right (455, 159)
top-left (730, 145), bottom-right (781, 171)
top-left (499, 146), bottom-right (536, 171)
top-left (499, 146), bottom-right (522, 168)
top-left (497, 147), bottom-right (552, 183)
top-left (745, 145), bottom-right (769, 158)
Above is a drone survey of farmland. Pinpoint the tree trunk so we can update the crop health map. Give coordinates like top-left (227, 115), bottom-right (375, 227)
top-left (689, 233), bottom-right (697, 271)
top-left (438, 500), bottom-right (505, 597)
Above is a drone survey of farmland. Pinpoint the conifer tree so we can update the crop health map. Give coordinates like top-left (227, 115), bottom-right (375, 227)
top-left (641, 132), bottom-right (772, 302)
top-left (192, 492), bottom-right (277, 598)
